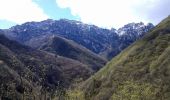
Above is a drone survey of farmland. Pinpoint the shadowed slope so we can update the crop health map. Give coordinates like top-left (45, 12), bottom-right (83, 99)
top-left (0, 34), bottom-right (92, 99)
top-left (38, 35), bottom-right (107, 71)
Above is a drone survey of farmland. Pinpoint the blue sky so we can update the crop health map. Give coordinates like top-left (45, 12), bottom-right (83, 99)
top-left (33, 0), bottom-right (79, 20)
top-left (0, 0), bottom-right (170, 29)
top-left (0, 0), bottom-right (79, 29)
top-left (0, 20), bottom-right (17, 29)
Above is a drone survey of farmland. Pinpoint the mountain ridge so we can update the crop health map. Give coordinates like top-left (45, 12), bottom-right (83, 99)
top-left (2, 19), bottom-right (154, 60)
top-left (36, 35), bottom-right (107, 71)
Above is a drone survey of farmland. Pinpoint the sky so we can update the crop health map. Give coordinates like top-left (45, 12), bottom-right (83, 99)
top-left (0, 0), bottom-right (169, 29)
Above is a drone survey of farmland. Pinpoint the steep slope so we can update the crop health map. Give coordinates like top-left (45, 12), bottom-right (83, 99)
top-left (0, 34), bottom-right (92, 99)
top-left (79, 16), bottom-right (170, 100)
top-left (105, 22), bottom-right (154, 59)
top-left (3, 19), bottom-right (153, 60)
top-left (37, 35), bottom-right (107, 71)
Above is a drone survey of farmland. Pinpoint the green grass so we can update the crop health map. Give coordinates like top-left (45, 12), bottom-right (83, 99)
top-left (77, 16), bottom-right (170, 100)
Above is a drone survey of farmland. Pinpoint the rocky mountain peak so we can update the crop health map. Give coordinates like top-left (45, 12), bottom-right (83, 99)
top-left (117, 22), bottom-right (154, 36)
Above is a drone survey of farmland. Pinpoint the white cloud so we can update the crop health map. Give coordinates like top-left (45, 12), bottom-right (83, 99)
top-left (56, 0), bottom-right (170, 29)
top-left (0, 0), bottom-right (48, 24)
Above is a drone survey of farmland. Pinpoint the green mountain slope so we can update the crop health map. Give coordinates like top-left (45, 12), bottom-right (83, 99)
top-left (78, 16), bottom-right (170, 100)
top-left (0, 34), bottom-right (92, 99)
top-left (38, 35), bottom-right (107, 71)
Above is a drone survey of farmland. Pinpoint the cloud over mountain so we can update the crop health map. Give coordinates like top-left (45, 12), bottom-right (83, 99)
top-left (56, 0), bottom-right (170, 29)
top-left (0, 0), bottom-right (48, 24)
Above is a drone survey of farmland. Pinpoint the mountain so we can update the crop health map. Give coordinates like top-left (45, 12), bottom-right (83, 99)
top-left (0, 34), bottom-right (92, 99)
top-left (4, 19), bottom-right (116, 55)
top-left (3, 19), bottom-right (154, 60)
top-left (118, 22), bottom-right (154, 46)
top-left (105, 22), bottom-right (154, 59)
top-left (70, 16), bottom-right (170, 100)
top-left (35, 35), bottom-right (107, 71)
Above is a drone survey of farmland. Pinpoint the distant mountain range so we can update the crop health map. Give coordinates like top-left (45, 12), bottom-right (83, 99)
top-left (0, 19), bottom-right (155, 99)
top-left (3, 19), bottom-right (154, 60)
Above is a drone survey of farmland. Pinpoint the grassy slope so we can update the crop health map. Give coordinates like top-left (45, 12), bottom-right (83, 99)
top-left (71, 16), bottom-right (170, 100)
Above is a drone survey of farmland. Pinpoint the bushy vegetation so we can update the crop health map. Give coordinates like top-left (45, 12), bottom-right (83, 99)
top-left (111, 81), bottom-right (160, 100)
top-left (0, 34), bottom-right (92, 100)
top-left (78, 16), bottom-right (170, 100)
